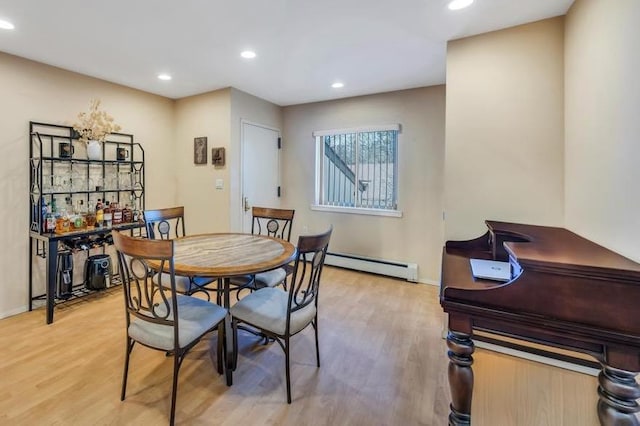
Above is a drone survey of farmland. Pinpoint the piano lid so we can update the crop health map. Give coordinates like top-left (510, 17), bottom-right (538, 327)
top-left (486, 221), bottom-right (640, 282)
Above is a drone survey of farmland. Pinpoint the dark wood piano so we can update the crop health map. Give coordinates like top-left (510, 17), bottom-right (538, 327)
top-left (440, 221), bottom-right (640, 426)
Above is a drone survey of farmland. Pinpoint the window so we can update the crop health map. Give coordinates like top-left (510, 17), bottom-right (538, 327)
top-left (313, 125), bottom-right (400, 216)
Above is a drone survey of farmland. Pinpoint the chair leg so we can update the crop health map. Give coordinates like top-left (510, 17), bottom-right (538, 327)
top-left (285, 336), bottom-right (292, 404)
top-left (216, 323), bottom-right (224, 375)
top-left (121, 338), bottom-right (134, 401)
top-left (314, 316), bottom-right (320, 368)
top-left (225, 327), bottom-right (233, 386)
top-left (169, 351), bottom-right (181, 426)
top-left (232, 319), bottom-right (239, 370)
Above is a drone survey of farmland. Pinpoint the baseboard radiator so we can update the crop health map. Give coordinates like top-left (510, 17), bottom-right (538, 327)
top-left (324, 252), bottom-right (418, 282)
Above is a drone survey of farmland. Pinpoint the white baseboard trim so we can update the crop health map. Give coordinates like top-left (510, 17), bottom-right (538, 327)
top-left (440, 316), bottom-right (599, 377)
top-left (325, 252), bottom-right (418, 282)
top-left (0, 306), bottom-right (28, 320)
top-left (475, 340), bottom-right (599, 376)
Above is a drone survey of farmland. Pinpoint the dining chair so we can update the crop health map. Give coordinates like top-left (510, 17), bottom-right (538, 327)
top-left (144, 206), bottom-right (217, 298)
top-left (230, 226), bottom-right (332, 403)
top-left (252, 207), bottom-right (295, 288)
top-left (112, 231), bottom-right (227, 426)
top-left (232, 206), bottom-right (296, 294)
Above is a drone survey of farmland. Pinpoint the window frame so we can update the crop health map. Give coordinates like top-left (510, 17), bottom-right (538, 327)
top-left (312, 124), bottom-right (402, 218)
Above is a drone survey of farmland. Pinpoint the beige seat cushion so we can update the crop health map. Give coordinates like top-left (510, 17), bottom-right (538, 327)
top-left (152, 272), bottom-right (193, 293)
top-left (254, 267), bottom-right (287, 288)
top-left (153, 273), bottom-right (216, 293)
top-left (128, 294), bottom-right (226, 351)
top-left (230, 287), bottom-right (316, 336)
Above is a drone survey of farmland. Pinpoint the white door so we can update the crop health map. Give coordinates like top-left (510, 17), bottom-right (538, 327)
top-left (241, 121), bottom-right (281, 232)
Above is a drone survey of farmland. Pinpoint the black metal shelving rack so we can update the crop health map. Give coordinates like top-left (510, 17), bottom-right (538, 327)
top-left (28, 121), bottom-right (146, 324)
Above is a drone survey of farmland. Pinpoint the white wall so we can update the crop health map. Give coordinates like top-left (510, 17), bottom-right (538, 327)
top-left (444, 18), bottom-right (565, 241)
top-left (564, 0), bottom-right (640, 262)
top-left (174, 89), bottom-right (231, 234)
top-left (282, 86), bottom-right (446, 284)
top-left (0, 52), bottom-right (175, 318)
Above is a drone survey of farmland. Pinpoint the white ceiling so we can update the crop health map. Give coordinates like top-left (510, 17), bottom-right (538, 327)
top-left (0, 0), bottom-right (573, 106)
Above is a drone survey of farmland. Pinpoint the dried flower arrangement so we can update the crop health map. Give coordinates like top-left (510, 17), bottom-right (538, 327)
top-left (72, 99), bottom-right (121, 145)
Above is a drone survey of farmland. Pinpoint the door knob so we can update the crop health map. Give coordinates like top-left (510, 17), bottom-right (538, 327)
top-left (243, 197), bottom-right (250, 212)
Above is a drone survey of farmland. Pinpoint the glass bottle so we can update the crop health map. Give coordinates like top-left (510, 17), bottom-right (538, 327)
top-left (95, 199), bottom-right (104, 228)
top-left (122, 204), bottom-right (132, 223)
top-left (45, 204), bottom-right (56, 233)
top-left (112, 199), bottom-right (122, 225)
top-left (61, 209), bottom-right (71, 233)
top-left (72, 200), bottom-right (84, 230)
top-left (85, 197), bottom-right (96, 228)
top-left (103, 201), bottom-right (112, 227)
top-left (56, 209), bottom-right (65, 233)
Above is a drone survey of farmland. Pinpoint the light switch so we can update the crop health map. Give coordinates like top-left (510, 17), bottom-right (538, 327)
top-left (215, 179), bottom-right (224, 189)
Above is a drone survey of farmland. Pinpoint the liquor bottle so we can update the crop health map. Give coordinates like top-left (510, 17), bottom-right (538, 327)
top-left (95, 199), bottom-right (104, 228)
top-left (78, 200), bottom-right (87, 229)
top-left (122, 204), bottom-right (132, 223)
top-left (73, 200), bottom-right (84, 229)
top-left (55, 210), bottom-right (64, 234)
top-left (103, 201), bottom-right (112, 227)
top-left (112, 200), bottom-right (123, 225)
top-left (61, 209), bottom-right (71, 233)
top-left (45, 204), bottom-right (56, 233)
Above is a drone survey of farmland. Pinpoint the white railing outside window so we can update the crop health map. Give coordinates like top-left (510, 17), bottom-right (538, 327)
top-left (313, 125), bottom-right (401, 217)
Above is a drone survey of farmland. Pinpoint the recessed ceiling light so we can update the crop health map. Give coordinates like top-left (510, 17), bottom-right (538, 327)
top-left (0, 19), bottom-right (15, 30)
top-left (331, 82), bottom-right (344, 89)
top-left (448, 0), bottom-right (474, 10)
top-left (158, 74), bottom-right (172, 81)
top-left (241, 50), bottom-right (257, 59)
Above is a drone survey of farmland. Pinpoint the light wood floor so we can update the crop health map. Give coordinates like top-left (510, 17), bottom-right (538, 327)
top-left (0, 267), bottom-right (602, 425)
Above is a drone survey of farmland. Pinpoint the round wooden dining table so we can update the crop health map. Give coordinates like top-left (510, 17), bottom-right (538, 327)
top-left (168, 233), bottom-right (296, 279)
top-left (150, 233), bottom-right (296, 385)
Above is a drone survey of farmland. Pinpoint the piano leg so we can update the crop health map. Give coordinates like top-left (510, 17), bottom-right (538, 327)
top-left (597, 364), bottom-right (640, 426)
top-left (446, 330), bottom-right (475, 426)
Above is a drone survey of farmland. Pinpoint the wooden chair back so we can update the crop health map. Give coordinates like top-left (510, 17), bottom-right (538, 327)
top-left (112, 231), bottom-right (179, 330)
top-left (143, 206), bottom-right (186, 240)
top-left (287, 226), bottom-right (332, 318)
top-left (251, 207), bottom-right (295, 241)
